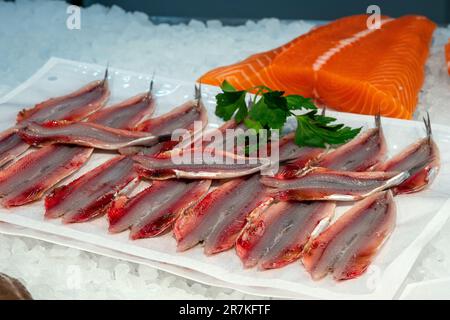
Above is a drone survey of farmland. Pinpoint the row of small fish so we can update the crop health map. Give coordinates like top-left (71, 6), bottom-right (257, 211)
top-left (0, 73), bottom-right (440, 282)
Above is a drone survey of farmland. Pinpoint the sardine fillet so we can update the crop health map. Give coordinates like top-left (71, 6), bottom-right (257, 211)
top-left (45, 156), bottom-right (138, 223)
top-left (199, 15), bottom-right (436, 119)
top-left (302, 191), bottom-right (396, 280)
top-left (261, 168), bottom-right (408, 201)
top-left (174, 175), bottom-right (272, 254)
top-left (108, 179), bottom-right (211, 238)
top-left (236, 201), bottom-right (335, 269)
top-left (19, 121), bottom-right (162, 150)
top-left (0, 145), bottom-right (93, 207)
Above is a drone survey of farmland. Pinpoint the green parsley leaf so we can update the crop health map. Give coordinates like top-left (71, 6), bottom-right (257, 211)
top-left (295, 111), bottom-right (361, 147)
top-left (286, 95), bottom-right (316, 110)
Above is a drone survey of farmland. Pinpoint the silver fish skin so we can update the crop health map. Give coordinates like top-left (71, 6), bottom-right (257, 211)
top-left (315, 114), bottom-right (387, 172)
top-left (260, 168), bottom-right (409, 201)
top-left (19, 121), bottom-right (163, 150)
top-left (134, 150), bottom-right (271, 180)
top-left (45, 156), bottom-right (138, 223)
top-left (17, 77), bottom-right (110, 124)
top-left (302, 191), bottom-right (396, 281)
top-left (236, 201), bottom-right (335, 269)
top-left (374, 115), bottom-right (439, 194)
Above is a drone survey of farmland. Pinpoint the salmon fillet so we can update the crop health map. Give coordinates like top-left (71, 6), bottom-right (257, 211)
top-left (199, 15), bottom-right (436, 119)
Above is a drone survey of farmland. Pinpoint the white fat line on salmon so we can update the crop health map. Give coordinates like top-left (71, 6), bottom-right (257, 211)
top-left (312, 18), bottom-right (394, 72)
top-left (170, 121), bottom-right (280, 175)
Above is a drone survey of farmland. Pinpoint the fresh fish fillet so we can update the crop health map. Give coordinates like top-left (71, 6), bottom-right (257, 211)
top-left (0, 90), bottom-right (157, 207)
top-left (0, 77), bottom-right (109, 168)
top-left (108, 179), bottom-right (211, 238)
top-left (17, 77), bottom-right (109, 123)
top-left (0, 128), bottom-right (29, 168)
top-left (121, 99), bottom-right (208, 155)
top-left (134, 150), bottom-right (271, 180)
top-left (174, 174), bottom-right (273, 253)
top-left (236, 201), bottom-right (335, 269)
top-left (88, 92), bottom-right (155, 130)
top-left (374, 116), bottom-right (439, 194)
top-left (302, 191), bottom-right (396, 280)
top-left (315, 115), bottom-right (387, 171)
top-left (136, 100), bottom-right (208, 136)
top-left (45, 156), bottom-right (138, 223)
top-left (0, 145), bottom-right (92, 207)
top-left (260, 167), bottom-right (409, 201)
top-left (19, 121), bottom-right (164, 150)
top-left (199, 15), bottom-right (436, 119)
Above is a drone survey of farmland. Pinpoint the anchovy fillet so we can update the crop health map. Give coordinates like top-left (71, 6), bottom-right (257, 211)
top-left (316, 115), bottom-right (387, 171)
top-left (108, 179), bottom-right (211, 239)
top-left (174, 175), bottom-right (273, 253)
top-left (17, 78), bottom-right (109, 124)
top-left (261, 168), bottom-right (409, 201)
top-left (19, 121), bottom-right (163, 150)
top-left (88, 92), bottom-right (155, 130)
top-left (136, 100), bottom-right (207, 136)
top-left (1, 78), bottom-right (109, 168)
top-left (45, 156), bottom-right (138, 223)
top-left (0, 145), bottom-right (93, 207)
top-left (236, 201), bottom-right (335, 269)
top-left (374, 116), bottom-right (439, 194)
top-left (134, 150), bottom-right (271, 180)
top-left (0, 128), bottom-right (29, 168)
top-left (302, 191), bottom-right (396, 281)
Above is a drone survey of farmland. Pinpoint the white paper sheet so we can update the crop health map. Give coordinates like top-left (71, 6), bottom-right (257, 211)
top-left (0, 57), bottom-right (449, 299)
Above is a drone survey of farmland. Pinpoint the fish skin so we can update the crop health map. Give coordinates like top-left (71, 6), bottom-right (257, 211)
top-left (0, 91), bottom-right (156, 207)
top-left (88, 92), bottom-right (155, 130)
top-left (45, 156), bottom-right (138, 223)
top-left (375, 137), bottom-right (440, 194)
top-left (199, 15), bottom-right (436, 119)
top-left (174, 175), bottom-right (272, 253)
top-left (302, 191), bottom-right (396, 281)
top-left (134, 150), bottom-right (271, 180)
top-left (107, 179), bottom-right (211, 236)
top-left (315, 125), bottom-right (387, 172)
top-left (260, 167), bottom-right (409, 201)
top-left (0, 127), bottom-right (30, 168)
top-left (120, 100), bottom-right (208, 155)
top-left (17, 79), bottom-right (110, 123)
top-left (0, 79), bottom-right (109, 169)
top-left (236, 201), bottom-right (335, 269)
top-left (19, 121), bottom-right (163, 150)
top-left (136, 100), bottom-right (208, 136)
top-left (0, 145), bottom-right (93, 207)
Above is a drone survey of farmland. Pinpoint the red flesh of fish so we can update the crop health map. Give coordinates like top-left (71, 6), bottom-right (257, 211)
top-left (302, 191), bottom-right (396, 281)
top-left (108, 179), bottom-right (211, 239)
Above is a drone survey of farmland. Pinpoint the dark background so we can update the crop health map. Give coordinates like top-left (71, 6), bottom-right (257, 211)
top-left (69, 0), bottom-right (450, 24)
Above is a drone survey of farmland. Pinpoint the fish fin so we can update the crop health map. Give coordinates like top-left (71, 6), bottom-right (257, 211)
top-left (195, 82), bottom-right (202, 108)
top-left (423, 112), bottom-right (432, 142)
top-left (375, 112), bottom-right (381, 129)
top-left (102, 63), bottom-right (109, 87)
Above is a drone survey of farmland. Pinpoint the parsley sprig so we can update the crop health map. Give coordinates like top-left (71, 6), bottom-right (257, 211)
top-left (215, 80), bottom-right (361, 148)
